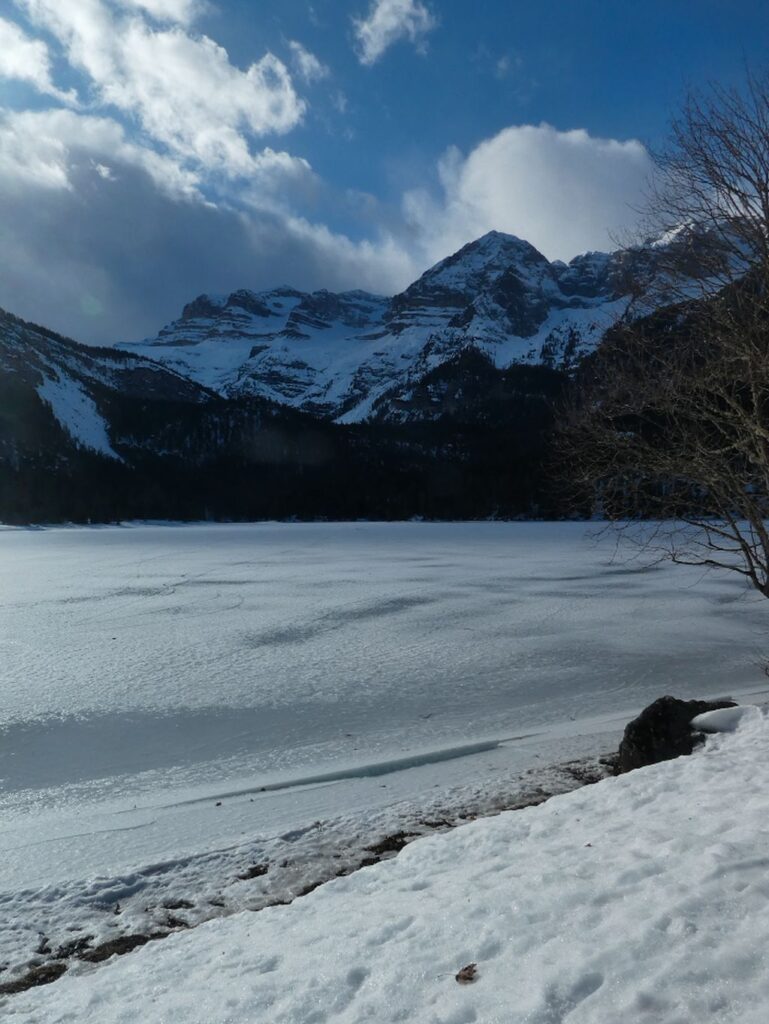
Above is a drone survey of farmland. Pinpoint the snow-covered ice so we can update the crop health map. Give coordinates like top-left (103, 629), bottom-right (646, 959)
top-left (7, 704), bottom-right (769, 1023)
top-left (3, 521), bottom-right (767, 764)
top-left (2, 521), bottom-right (769, 1008)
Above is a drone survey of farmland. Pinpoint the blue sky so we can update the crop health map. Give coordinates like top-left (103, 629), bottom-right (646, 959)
top-left (1, 0), bottom-right (768, 343)
top-left (214, 0), bottom-right (769, 209)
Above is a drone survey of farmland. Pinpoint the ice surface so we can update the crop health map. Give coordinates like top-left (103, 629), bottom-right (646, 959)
top-left (3, 521), bottom-right (767, 736)
top-left (2, 522), bottom-right (769, 995)
top-left (8, 698), bottom-right (769, 1023)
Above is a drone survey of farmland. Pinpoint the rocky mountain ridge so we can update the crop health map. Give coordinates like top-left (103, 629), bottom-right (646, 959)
top-left (121, 231), bottom-right (674, 422)
top-left (0, 226), bottom-right (709, 523)
top-left (0, 299), bottom-right (565, 523)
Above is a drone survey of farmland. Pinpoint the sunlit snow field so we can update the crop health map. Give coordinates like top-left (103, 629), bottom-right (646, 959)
top-left (2, 521), bottom-right (769, 977)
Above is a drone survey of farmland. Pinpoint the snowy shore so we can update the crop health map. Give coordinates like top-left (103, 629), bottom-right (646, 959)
top-left (4, 523), bottom-right (769, 1020)
top-left (0, 733), bottom-right (618, 990)
top-left (6, 706), bottom-right (769, 1023)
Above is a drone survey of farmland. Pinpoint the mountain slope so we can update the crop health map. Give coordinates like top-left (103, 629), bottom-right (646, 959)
top-left (1, 226), bottom-right (713, 523)
top-left (0, 307), bottom-right (210, 465)
top-left (0, 307), bottom-right (347, 522)
top-left (121, 231), bottom-right (667, 422)
top-left (0, 304), bottom-right (566, 523)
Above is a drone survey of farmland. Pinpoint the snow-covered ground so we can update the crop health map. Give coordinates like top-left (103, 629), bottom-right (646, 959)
top-left (36, 376), bottom-right (121, 460)
top-left (2, 522), bottom-right (769, 1011)
top-left (8, 703), bottom-right (769, 1022)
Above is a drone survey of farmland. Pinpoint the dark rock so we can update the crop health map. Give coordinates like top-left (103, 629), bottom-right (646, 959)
top-left (164, 914), bottom-right (190, 930)
top-left (54, 935), bottom-right (94, 959)
top-left (79, 931), bottom-right (167, 963)
top-left (296, 879), bottom-right (324, 898)
top-left (364, 831), bottom-right (418, 856)
top-left (561, 761), bottom-right (608, 785)
top-left (161, 898), bottom-right (194, 911)
top-left (618, 696), bottom-right (737, 773)
top-left (0, 962), bottom-right (67, 995)
top-left (599, 753), bottom-right (620, 776)
top-left (225, 290), bottom-right (275, 318)
top-left (237, 863), bottom-right (268, 881)
top-left (180, 294), bottom-right (225, 321)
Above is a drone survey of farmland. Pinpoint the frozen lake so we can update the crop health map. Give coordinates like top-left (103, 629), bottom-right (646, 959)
top-left (4, 520), bottom-right (769, 808)
top-left (2, 521), bottom-right (769, 975)
top-left (3, 521), bottom-right (769, 790)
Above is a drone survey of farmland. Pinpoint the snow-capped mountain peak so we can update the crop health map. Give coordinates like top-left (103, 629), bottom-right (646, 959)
top-left (121, 230), bottom-right (676, 422)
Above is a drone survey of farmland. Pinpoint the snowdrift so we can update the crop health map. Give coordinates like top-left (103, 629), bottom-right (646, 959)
top-left (7, 706), bottom-right (769, 1023)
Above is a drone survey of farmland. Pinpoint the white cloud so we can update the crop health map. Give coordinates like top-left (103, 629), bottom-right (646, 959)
top-left (15, 0), bottom-right (306, 178)
top-left (0, 110), bottom-right (652, 347)
top-left (107, 26), bottom-right (305, 173)
top-left (116, 0), bottom-right (206, 24)
top-left (0, 1), bottom-right (417, 345)
top-left (0, 107), bottom-right (202, 196)
top-left (494, 53), bottom-right (523, 81)
top-left (0, 128), bottom-right (414, 346)
top-left (288, 40), bottom-right (329, 83)
top-left (278, 213), bottom-right (415, 293)
top-left (0, 104), bottom-right (315, 212)
top-left (353, 0), bottom-right (436, 66)
top-left (0, 4), bottom-right (652, 351)
top-left (403, 123), bottom-right (653, 264)
top-left (0, 16), bottom-right (76, 103)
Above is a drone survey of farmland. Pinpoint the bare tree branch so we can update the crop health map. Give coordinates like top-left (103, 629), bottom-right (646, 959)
top-left (559, 74), bottom-right (769, 597)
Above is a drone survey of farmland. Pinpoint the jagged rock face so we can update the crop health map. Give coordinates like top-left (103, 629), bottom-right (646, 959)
top-left (369, 347), bottom-right (565, 426)
top-left (288, 290), bottom-right (387, 333)
top-left (554, 252), bottom-right (615, 299)
top-left (121, 230), bottom-right (678, 422)
top-left (390, 233), bottom-right (564, 338)
top-left (164, 288), bottom-right (300, 342)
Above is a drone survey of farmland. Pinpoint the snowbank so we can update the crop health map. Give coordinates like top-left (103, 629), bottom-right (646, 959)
top-left (7, 707), bottom-right (769, 1023)
top-left (691, 704), bottom-right (761, 733)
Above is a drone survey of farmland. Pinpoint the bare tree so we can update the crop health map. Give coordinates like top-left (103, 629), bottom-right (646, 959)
top-left (561, 71), bottom-right (769, 596)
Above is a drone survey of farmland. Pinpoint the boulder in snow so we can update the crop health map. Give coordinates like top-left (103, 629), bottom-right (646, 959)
top-left (618, 695), bottom-right (737, 773)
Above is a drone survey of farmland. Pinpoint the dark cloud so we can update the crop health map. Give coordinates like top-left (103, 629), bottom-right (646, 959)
top-left (0, 158), bottom-right (408, 344)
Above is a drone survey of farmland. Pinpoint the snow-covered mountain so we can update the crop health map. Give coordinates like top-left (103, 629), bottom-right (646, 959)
top-left (0, 306), bottom-right (209, 463)
top-left (0, 227), bottom-right (713, 522)
top-left (0, 298), bottom-right (566, 523)
top-left (122, 231), bottom-right (668, 422)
